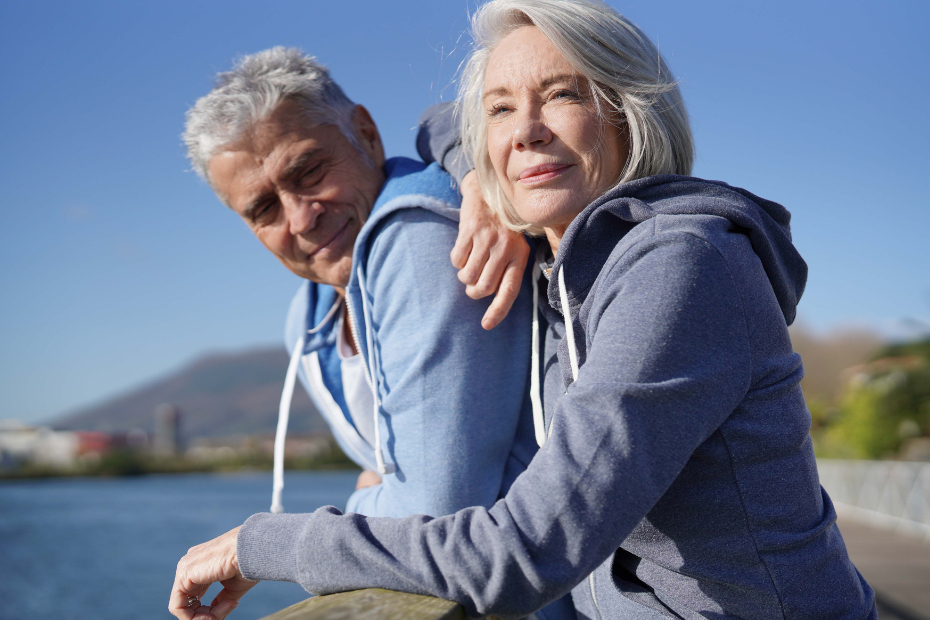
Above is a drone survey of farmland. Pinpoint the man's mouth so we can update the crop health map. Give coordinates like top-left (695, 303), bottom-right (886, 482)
top-left (518, 163), bottom-right (573, 185)
top-left (309, 219), bottom-right (351, 257)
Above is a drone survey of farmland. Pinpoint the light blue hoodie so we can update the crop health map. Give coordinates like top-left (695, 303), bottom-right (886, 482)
top-left (277, 157), bottom-right (541, 519)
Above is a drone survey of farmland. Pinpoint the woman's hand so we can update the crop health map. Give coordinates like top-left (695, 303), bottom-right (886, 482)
top-left (452, 171), bottom-right (529, 330)
top-left (169, 526), bottom-right (257, 620)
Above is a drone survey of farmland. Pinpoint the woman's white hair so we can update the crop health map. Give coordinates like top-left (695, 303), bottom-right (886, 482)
top-left (458, 0), bottom-right (694, 234)
top-left (184, 47), bottom-right (360, 191)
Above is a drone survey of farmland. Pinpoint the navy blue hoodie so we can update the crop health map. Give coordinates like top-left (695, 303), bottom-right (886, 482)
top-left (237, 173), bottom-right (876, 619)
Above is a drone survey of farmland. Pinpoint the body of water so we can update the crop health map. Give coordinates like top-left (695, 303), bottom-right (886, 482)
top-left (0, 470), bottom-right (358, 620)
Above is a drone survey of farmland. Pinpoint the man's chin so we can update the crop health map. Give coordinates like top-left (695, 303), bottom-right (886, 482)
top-left (286, 259), bottom-right (352, 289)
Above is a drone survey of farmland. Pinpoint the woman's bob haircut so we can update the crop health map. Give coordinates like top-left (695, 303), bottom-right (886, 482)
top-left (458, 0), bottom-right (695, 235)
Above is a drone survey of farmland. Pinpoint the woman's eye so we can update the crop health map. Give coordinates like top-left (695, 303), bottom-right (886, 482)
top-left (552, 90), bottom-right (581, 101)
top-left (487, 104), bottom-right (512, 117)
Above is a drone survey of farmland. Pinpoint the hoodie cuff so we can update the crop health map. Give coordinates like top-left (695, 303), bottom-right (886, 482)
top-left (237, 512), bottom-right (307, 582)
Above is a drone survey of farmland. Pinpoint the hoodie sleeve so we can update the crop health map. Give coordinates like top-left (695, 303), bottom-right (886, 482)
top-left (238, 232), bottom-right (753, 618)
top-left (344, 206), bottom-right (534, 519)
top-left (416, 102), bottom-right (472, 186)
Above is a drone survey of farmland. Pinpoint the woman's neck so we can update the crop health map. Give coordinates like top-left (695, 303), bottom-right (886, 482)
top-left (545, 225), bottom-right (565, 257)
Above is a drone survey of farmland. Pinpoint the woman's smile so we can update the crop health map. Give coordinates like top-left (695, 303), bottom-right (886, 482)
top-left (517, 162), bottom-right (574, 185)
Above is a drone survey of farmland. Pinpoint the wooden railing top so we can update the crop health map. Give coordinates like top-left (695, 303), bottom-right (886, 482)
top-left (259, 588), bottom-right (466, 620)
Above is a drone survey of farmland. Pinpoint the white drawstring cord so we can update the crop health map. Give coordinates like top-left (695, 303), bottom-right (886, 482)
top-left (357, 266), bottom-right (395, 475)
top-left (270, 295), bottom-right (342, 514)
top-left (271, 334), bottom-right (304, 514)
top-left (308, 296), bottom-right (342, 334)
top-left (558, 266), bottom-right (580, 382)
top-left (530, 264), bottom-right (546, 447)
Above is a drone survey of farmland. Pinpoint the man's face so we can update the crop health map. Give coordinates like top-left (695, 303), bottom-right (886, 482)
top-left (209, 101), bottom-right (385, 288)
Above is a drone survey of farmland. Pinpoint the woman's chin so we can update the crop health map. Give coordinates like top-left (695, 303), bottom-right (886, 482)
top-left (514, 191), bottom-right (588, 232)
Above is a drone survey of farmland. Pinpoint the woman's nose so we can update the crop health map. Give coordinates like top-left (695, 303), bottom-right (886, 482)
top-left (282, 194), bottom-right (323, 236)
top-left (512, 108), bottom-right (552, 150)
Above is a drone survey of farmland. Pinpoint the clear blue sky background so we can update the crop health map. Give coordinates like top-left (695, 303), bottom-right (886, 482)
top-left (2, 0), bottom-right (928, 425)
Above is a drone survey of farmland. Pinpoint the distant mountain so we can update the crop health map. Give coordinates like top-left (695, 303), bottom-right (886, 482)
top-left (53, 347), bottom-right (328, 439)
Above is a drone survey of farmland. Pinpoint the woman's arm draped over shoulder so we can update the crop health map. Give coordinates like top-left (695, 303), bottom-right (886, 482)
top-left (237, 233), bottom-right (754, 618)
top-left (418, 102), bottom-right (528, 330)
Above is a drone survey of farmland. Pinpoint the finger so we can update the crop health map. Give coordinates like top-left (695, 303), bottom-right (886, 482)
top-left (481, 260), bottom-right (524, 330)
top-left (465, 249), bottom-right (507, 301)
top-left (210, 587), bottom-right (245, 620)
top-left (170, 569), bottom-right (213, 618)
top-left (458, 243), bottom-right (490, 287)
top-left (192, 606), bottom-right (219, 620)
top-left (450, 229), bottom-right (473, 270)
top-left (169, 585), bottom-right (201, 620)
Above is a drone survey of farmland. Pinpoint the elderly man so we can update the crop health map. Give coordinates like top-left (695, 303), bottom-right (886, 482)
top-left (176, 47), bottom-right (571, 617)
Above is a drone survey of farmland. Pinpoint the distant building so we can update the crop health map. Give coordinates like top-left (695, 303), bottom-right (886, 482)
top-left (153, 404), bottom-right (182, 457)
top-left (0, 419), bottom-right (79, 468)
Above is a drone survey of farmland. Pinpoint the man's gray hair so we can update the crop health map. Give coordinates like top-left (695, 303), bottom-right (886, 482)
top-left (458, 0), bottom-right (695, 235)
top-left (184, 47), bottom-right (358, 188)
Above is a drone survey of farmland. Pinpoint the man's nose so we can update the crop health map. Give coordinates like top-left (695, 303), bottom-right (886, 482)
top-left (282, 193), bottom-right (323, 236)
top-left (512, 107), bottom-right (552, 150)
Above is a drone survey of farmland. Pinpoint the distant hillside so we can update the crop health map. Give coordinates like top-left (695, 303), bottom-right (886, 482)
top-left (53, 347), bottom-right (328, 439)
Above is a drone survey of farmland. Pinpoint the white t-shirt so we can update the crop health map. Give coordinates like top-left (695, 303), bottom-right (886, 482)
top-left (335, 308), bottom-right (377, 449)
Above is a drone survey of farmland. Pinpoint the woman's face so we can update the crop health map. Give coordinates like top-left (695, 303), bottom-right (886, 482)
top-left (484, 26), bottom-right (628, 250)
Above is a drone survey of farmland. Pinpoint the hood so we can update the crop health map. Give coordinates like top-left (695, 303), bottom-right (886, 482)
top-left (550, 175), bottom-right (807, 325)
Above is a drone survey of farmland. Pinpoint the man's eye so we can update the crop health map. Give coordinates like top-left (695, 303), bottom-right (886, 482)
top-left (297, 164), bottom-right (323, 187)
top-left (251, 202), bottom-right (278, 223)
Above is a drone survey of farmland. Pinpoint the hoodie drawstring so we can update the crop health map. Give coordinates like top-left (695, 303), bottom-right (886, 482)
top-left (530, 264), bottom-right (546, 447)
top-left (271, 334), bottom-right (305, 514)
top-left (558, 266), bottom-right (580, 383)
top-left (271, 296), bottom-right (341, 514)
top-left (358, 266), bottom-right (395, 475)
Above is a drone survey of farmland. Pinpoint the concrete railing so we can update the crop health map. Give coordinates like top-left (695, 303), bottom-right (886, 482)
top-left (818, 459), bottom-right (930, 541)
top-left (258, 588), bottom-right (465, 620)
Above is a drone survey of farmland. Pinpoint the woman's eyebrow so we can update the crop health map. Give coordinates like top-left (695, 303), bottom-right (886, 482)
top-left (540, 73), bottom-right (580, 89)
top-left (483, 73), bottom-right (581, 101)
top-left (483, 85), bottom-right (510, 101)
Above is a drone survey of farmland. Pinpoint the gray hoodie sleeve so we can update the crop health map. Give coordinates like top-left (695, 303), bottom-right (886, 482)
top-left (238, 232), bottom-right (753, 618)
top-left (416, 102), bottom-right (472, 185)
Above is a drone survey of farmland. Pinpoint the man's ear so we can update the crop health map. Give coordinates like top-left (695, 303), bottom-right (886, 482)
top-left (352, 105), bottom-right (385, 168)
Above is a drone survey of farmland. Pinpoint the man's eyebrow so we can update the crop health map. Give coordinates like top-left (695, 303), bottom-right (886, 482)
top-left (242, 192), bottom-right (276, 221)
top-left (282, 148), bottom-right (323, 180)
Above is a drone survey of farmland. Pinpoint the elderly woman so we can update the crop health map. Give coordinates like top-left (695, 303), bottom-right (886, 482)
top-left (171, 1), bottom-right (876, 618)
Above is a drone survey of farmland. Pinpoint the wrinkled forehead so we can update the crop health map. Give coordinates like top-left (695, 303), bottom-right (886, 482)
top-left (484, 26), bottom-right (580, 94)
top-left (229, 100), bottom-right (320, 160)
top-left (208, 103), bottom-right (331, 202)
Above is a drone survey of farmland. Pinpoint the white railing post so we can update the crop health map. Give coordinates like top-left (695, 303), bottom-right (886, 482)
top-left (817, 459), bottom-right (930, 542)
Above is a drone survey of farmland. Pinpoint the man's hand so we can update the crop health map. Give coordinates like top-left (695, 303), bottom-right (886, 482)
top-left (451, 171), bottom-right (529, 330)
top-left (170, 526), bottom-right (257, 620)
top-left (356, 470), bottom-right (382, 490)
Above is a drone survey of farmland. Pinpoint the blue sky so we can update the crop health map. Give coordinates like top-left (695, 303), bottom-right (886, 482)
top-left (1, 0), bottom-right (928, 425)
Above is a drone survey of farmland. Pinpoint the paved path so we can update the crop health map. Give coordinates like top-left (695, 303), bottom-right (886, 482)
top-left (838, 516), bottom-right (930, 620)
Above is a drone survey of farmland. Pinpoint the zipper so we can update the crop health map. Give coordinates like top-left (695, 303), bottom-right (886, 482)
top-left (343, 296), bottom-right (373, 389)
top-left (589, 571), bottom-right (602, 620)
